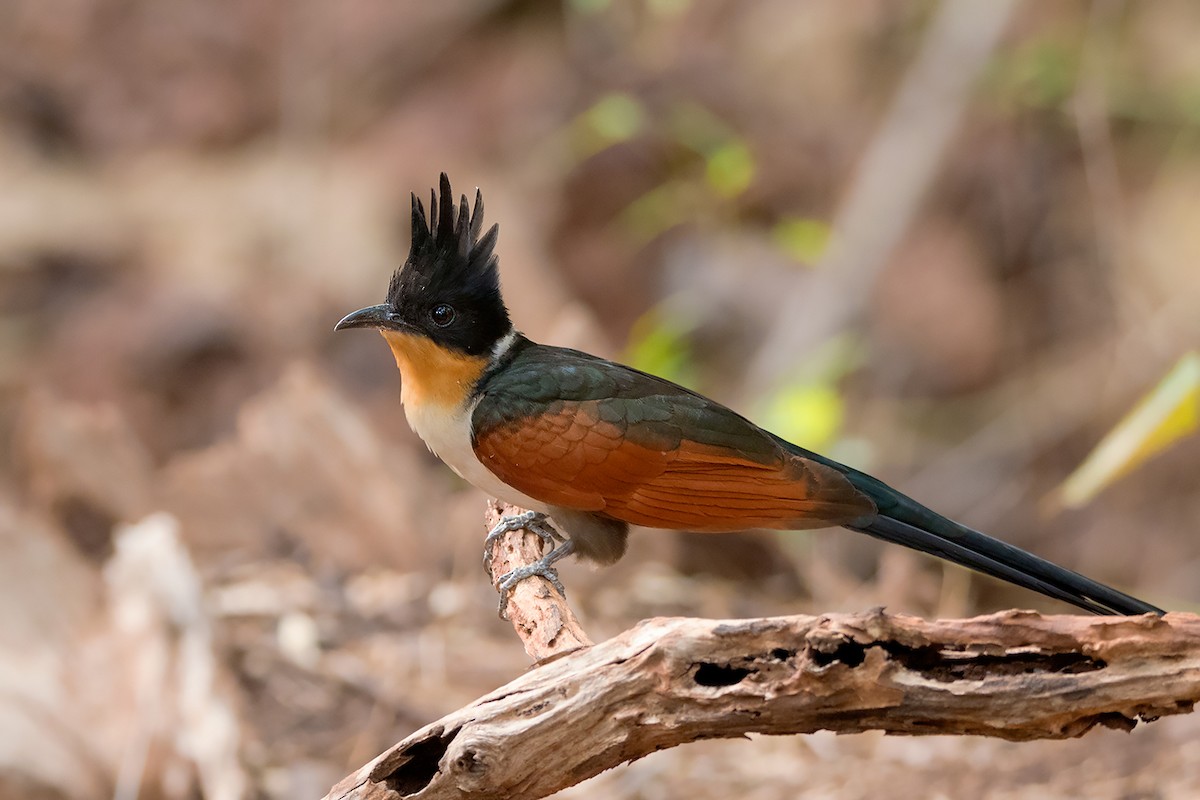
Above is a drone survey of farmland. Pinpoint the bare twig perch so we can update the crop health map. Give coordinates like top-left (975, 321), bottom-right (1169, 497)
top-left (483, 501), bottom-right (591, 661)
top-left (324, 506), bottom-right (1200, 800)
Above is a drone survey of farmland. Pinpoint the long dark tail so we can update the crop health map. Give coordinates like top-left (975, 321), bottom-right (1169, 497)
top-left (780, 438), bottom-right (1164, 615)
top-left (850, 515), bottom-right (1161, 616)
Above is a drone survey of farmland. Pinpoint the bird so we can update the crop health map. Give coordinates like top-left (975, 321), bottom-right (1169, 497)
top-left (335, 174), bottom-right (1163, 617)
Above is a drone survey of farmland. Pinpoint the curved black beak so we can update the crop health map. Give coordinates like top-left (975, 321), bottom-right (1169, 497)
top-left (335, 304), bottom-right (392, 332)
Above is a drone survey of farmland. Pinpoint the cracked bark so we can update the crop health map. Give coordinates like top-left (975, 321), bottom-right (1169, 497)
top-left (482, 500), bottom-right (592, 661)
top-left (322, 506), bottom-right (1200, 800)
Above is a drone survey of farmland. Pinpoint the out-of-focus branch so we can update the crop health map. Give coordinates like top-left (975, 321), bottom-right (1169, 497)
top-left (748, 0), bottom-right (1018, 391)
top-left (1073, 0), bottom-right (1130, 282)
top-left (323, 608), bottom-right (1200, 800)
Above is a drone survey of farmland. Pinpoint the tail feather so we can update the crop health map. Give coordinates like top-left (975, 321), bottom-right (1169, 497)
top-left (774, 435), bottom-right (1163, 616)
top-left (852, 515), bottom-right (1162, 616)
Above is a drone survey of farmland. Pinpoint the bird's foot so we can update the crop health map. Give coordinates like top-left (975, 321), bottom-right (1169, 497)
top-left (495, 540), bottom-right (576, 620)
top-left (483, 511), bottom-right (563, 573)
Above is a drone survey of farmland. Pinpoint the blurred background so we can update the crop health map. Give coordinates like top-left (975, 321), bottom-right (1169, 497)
top-left (1, 1), bottom-right (1198, 798)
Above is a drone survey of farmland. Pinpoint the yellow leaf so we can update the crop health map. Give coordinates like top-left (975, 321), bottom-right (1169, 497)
top-left (1056, 351), bottom-right (1200, 509)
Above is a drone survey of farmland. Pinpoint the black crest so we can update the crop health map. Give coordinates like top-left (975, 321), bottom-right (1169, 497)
top-left (386, 174), bottom-right (510, 355)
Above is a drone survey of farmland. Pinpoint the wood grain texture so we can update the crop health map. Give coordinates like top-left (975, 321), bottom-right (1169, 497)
top-left (483, 500), bottom-right (592, 661)
top-left (323, 601), bottom-right (1200, 800)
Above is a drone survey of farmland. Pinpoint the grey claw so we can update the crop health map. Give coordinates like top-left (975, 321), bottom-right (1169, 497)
top-left (496, 564), bottom-right (567, 619)
top-left (483, 511), bottom-right (554, 573)
top-left (498, 562), bottom-right (567, 596)
top-left (493, 540), bottom-right (577, 620)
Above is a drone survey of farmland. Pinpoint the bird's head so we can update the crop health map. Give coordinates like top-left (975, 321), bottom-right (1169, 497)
top-left (335, 173), bottom-right (511, 359)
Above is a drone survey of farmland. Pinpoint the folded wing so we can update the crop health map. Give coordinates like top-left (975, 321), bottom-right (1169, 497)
top-left (472, 370), bottom-right (875, 531)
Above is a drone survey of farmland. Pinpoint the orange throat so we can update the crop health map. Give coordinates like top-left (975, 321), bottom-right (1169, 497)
top-left (380, 330), bottom-right (489, 411)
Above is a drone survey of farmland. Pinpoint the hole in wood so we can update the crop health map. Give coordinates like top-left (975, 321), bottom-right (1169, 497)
top-left (379, 726), bottom-right (462, 796)
top-left (694, 662), bottom-right (753, 687)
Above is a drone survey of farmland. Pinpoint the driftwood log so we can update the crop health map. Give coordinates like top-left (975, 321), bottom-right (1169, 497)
top-left (323, 503), bottom-right (1200, 800)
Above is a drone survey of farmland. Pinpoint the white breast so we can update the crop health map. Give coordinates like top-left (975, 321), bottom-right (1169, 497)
top-left (405, 399), bottom-right (552, 514)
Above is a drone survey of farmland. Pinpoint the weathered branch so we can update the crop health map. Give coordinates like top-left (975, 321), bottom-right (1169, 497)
top-left (324, 605), bottom-right (1200, 800)
top-left (321, 502), bottom-right (1200, 799)
top-left (483, 500), bottom-right (591, 661)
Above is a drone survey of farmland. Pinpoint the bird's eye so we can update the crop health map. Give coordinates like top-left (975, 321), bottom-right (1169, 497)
top-left (430, 304), bottom-right (456, 327)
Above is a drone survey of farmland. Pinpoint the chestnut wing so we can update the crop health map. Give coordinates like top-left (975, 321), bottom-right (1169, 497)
top-left (471, 348), bottom-right (874, 531)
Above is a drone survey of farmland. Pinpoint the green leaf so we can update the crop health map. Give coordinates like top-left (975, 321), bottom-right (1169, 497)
top-left (573, 92), bottom-right (646, 158)
top-left (666, 101), bottom-right (733, 155)
top-left (624, 304), bottom-right (699, 389)
top-left (568, 0), bottom-right (611, 14)
top-left (705, 141), bottom-right (755, 198)
top-left (758, 382), bottom-right (844, 452)
top-left (586, 92), bottom-right (644, 143)
top-left (617, 180), bottom-right (694, 241)
top-left (647, 0), bottom-right (690, 16)
top-left (772, 217), bottom-right (832, 264)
